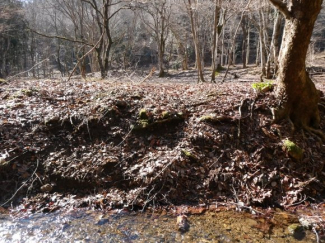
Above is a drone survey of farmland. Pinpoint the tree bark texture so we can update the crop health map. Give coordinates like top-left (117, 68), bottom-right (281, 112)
top-left (158, 4), bottom-right (167, 78)
top-left (246, 25), bottom-right (250, 65)
top-left (258, 9), bottom-right (267, 76)
top-left (187, 0), bottom-right (205, 83)
top-left (241, 15), bottom-right (248, 68)
top-left (266, 8), bottom-right (282, 79)
top-left (211, 0), bottom-right (221, 82)
top-left (270, 0), bottom-right (323, 128)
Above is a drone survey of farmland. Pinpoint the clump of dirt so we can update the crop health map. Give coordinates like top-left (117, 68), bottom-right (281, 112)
top-left (0, 74), bottom-right (325, 213)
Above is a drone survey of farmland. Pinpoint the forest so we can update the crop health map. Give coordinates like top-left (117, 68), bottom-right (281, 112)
top-left (1, 0), bottom-right (325, 240)
top-left (1, 0), bottom-right (324, 80)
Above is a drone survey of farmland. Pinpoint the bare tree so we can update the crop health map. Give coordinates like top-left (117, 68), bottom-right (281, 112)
top-left (170, 23), bottom-right (189, 71)
top-left (211, 0), bottom-right (222, 82)
top-left (135, 0), bottom-right (172, 77)
top-left (240, 13), bottom-right (249, 68)
top-left (185, 0), bottom-right (205, 82)
top-left (81, 0), bottom-right (129, 78)
top-left (0, 0), bottom-right (27, 77)
top-left (265, 7), bottom-right (283, 79)
top-left (222, 0), bottom-right (252, 82)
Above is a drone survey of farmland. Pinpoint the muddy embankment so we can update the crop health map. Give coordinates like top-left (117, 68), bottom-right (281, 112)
top-left (0, 71), bottom-right (325, 217)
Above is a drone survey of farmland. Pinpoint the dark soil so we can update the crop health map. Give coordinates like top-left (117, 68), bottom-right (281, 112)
top-left (0, 67), bottom-right (325, 215)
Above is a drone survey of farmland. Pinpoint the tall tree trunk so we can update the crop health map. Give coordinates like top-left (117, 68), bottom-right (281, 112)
top-left (187, 0), bottom-right (205, 82)
top-left (95, 47), bottom-right (105, 79)
top-left (221, 24), bottom-right (225, 67)
top-left (158, 41), bottom-right (165, 77)
top-left (266, 8), bottom-right (282, 79)
top-left (269, 0), bottom-right (322, 129)
top-left (259, 10), bottom-right (267, 76)
top-left (158, 12), bottom-right (166, 77)
top-left (30, 33), bottom-right (36, 78)
top-left (246, 25), bottom-right (250, 66)
top-left (241, 15), bottom-right (248, 68)
top-left (211, 0), bottom-right (221, 82)
top-left (272, 9), bottom-right (282, 75)
top-left (255, 35), bottom-right (260, 66)
top-left (222, 10), bottom-right (246, 82)
top-left (182, 33), bottom-right (189, 70)
top-left (171, 27), bottom-right (188, 70)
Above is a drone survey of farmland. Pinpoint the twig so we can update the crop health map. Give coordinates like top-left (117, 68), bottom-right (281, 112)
top-left (29, 27), bottom-right (94, 47)
top-left (1, 159), bottom-right (40, 207)
top-left (1, 151), bottom-right (28, 166)
top-left (139, 67), bottom-right (156, 83)
top-left (150, 158), bottom-right (176, 182)
top-left (114, 126), bottom-right (135, 167)
top-left (86, 119), bottom-right (92, 141)
top-left (209, 152), bottom-right (224, 168)
top-left (312, 227), bottom-right (320, 243)
top-left (231, 184), bottom-right (240, 203)
top-left (250, 97), bottom-right (257, 119)
top-left (6, 57), bottom-right (53, 81)
top-left (116, 126), bottom-right (134, 148)
top-left (238, 99), bottom-right (245, 139)
top-left (67, 32), bottom-right (104, 82)
top-left (284, 195), bottom-right (308, 208)
top-left (141, 185), bottom-right (157, 212)
top-left (130, 187), bottom-right (146, 210)
top-left (141, 178), bottom-right (168, 212)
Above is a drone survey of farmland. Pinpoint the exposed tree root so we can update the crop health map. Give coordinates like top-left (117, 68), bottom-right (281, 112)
top-left (1, 159), bottom-right (39, 207)
top-left (270, 105), bottom-right (324, 142)
top-left (303, 125), bottom-right (325, 142)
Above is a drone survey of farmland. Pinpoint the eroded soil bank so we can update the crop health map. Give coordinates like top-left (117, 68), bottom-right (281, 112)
top-left (0, 69), bottom-right (325, 237)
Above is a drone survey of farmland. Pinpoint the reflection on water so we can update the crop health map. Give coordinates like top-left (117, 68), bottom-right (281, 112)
top-left (0, 209), bottom-right (319, 243)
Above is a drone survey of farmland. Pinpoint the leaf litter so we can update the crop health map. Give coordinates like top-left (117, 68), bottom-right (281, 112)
top-left (0, 73), bottom-right (325, 234)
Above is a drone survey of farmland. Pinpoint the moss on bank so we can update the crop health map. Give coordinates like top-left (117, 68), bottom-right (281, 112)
top-left (282, 139), bottom-right (304, 161)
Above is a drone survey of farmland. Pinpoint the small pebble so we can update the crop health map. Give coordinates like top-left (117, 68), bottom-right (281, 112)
top-left (41, 184), bottom-right (53, 192)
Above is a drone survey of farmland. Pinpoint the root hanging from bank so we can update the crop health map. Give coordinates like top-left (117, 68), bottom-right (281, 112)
top-left (1, 159), bottom-right (40, 207)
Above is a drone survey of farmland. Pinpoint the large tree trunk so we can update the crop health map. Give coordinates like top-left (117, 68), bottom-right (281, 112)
top-left (269, 0), bottom-right (322, 129)
top-left (158, 42), bottom-right (165, 77)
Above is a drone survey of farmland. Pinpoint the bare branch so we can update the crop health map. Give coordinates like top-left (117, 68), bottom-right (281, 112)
top-left (7, 57), bottom-right (52, 81)
top-left (28, 27), bottom-right (94, 47)
top-left (67, 32), bottom-right (104, 81)
top-left (81, 0), bottom-right (104, 19)
top-left (108, 6), bottom-right (130, 21)
top-left (268, 0), bottom-right (290, 17)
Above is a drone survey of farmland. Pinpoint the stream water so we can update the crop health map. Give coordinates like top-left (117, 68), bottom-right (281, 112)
top-left (0, 209), bottom-right (321, 242)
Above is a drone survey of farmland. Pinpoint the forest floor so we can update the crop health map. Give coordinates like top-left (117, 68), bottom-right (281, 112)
top-left (0, 66), bottom-right (325, 231)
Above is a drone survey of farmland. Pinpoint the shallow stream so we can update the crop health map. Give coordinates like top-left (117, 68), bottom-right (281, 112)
top-left (0, 209), bottom-right (321, 242)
